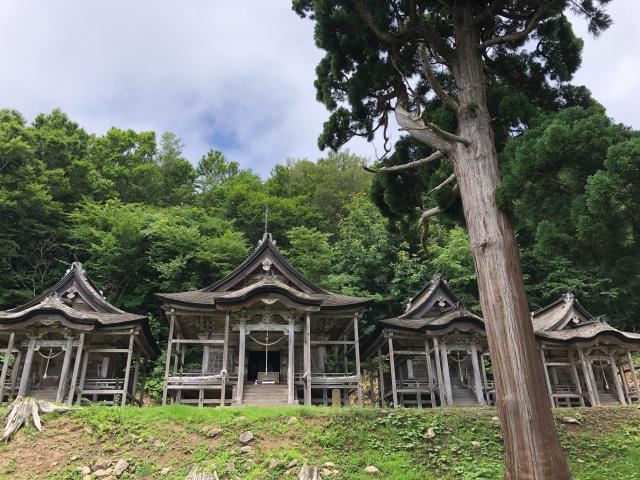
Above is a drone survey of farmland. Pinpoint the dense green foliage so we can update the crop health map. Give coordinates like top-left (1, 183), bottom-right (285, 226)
top-left (2, 404), bottom-right (640, 479)
top-left (2, 105), bottom-right (639, 340)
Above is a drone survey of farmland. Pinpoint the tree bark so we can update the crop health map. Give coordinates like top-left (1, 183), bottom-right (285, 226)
top-left (444, 4), bottom-right (570, 479)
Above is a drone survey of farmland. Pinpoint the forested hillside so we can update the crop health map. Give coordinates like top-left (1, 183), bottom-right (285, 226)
top-left (1, 104), bottom-right (639, 344)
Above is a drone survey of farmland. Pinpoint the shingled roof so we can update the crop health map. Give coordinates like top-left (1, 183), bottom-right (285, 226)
top-left (0, 263), bottom-right (158, 354)
top-left (377, 274), bottom-right (484, 332)
top-left (157, 233), bottom-right (371, 311)
top-left (532, 293), bottom-right (640, 345)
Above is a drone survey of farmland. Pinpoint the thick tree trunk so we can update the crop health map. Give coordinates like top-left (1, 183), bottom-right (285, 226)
top-left (448, 4), bottom-right (570, 479)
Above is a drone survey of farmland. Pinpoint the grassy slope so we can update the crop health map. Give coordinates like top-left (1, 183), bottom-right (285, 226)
top-left (0, 405), bottom-right (639, 479)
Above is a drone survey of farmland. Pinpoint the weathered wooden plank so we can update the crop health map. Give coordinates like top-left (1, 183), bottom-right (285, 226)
top-left (237, 321), bottom-right (246, 404)
top-left (432, 337), bottom-right (445, 404)
top-left (120, 333), bottom-right (135, 407)
top-left (304, 313), bottom-right (311, 406)
top-left (627, 351), bottom-right (640, 403)
top-left (288, 319), bottom-right (295, 405)
top-left (609, 353), bottom-right (626, 405)
top-left (388, 337), bottom-right (398, 408)
top-left (470, 342), bottom-right (486, 405)
top-left (221, 312), bottom-right (230, 407)
top-left (353, 314), bottom-right (362, 407)
top-left (377, 348), bottom-right (386, 407)
top-left (539, 348), bottom-right (555, 407)
top-left (0, 332), bottom-right (15, 403)
top-left (162, 313), bottom-right (175, 406)
top-left (66, 333), bottom-right (85, 404)
top-left (578, 348), bottom-right (597, 406)
top-left (76, 345), bottom-right (90, 405)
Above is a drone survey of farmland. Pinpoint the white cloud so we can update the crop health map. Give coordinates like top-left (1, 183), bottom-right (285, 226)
top-left (0, 0), bottom-right (636, 177)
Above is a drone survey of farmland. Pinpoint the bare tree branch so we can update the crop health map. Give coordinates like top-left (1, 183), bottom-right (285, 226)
top-left (364, 150), bottom-right (445, 174)
top-left (479, 3), bottom-right (549, 48)
top-left (426, 172), bottom-right (456, 195)
top-left (418, 45), bottom-right (459, 113)
top-left (396, 103), bottom-right (467, 151)
top-left (419, 184), bottom-right (460, 244)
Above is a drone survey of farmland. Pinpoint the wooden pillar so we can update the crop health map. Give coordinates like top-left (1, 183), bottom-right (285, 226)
top-left (470, 342), bottom-right (486, 405)
top-left (139, 357), bottom-right (147, 406)
top-left (9, 350), bottom-right (22, 399)
top-left (199, 341), bottom-right (209, 407)
top-left (568, 350), bottom-right (585, 407)
top-left (423, 338), bottom-right (436, 408)
top-left (618, 361), bottom-right (630, 403)
top-left (388, 336), bottom-right (398, 408)
top-left (432, 337), bottom-right (445, 405)
top-left (353, 314), bottom-right (362, 406)
top-left (236, 320), bottom-right (246, 404)
top-left (480, 353), bottom-right (490, 404)
top-left (439, 339), bottom-right (452, 405)
top-left (64, 333), bottom-right (84, 403)
top-left (303, 313), bottom-right (311, 406)
top-left (377, 348), bottom-right (386, 407)
top-left (287, 318), bottom-right (295, 405)
top-left (609, 353), bottom-right (626, 405)
top-left (18, 337), bottom-right (36, 397)
top-left (539, 348), bottom-right (554, 407)
top-left (221, 312), bottom-right (229, 407)
top-left (627, 351), bottom-right (640, 403)
top-left (76, 345), bottom-right (90, 406)
top-left (578, 348), bottom-right (598, 406)
top-left (0, 332), bottom-right (15, 404)
top-left (131, 351), bottom-right (141, 406)
top-left (162, 313), bottom-right (175, 406)
top-left (120, 333), bottom-right (135, 407)
top-left (55, 336), bottom-right (74, 403)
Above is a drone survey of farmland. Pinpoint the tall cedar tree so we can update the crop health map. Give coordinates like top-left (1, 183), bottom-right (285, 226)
top-left (292, 1), bottom-right (612, 478)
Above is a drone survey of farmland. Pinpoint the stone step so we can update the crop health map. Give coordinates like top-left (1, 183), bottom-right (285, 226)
top-left (240, 383), bottom-right (289, 406)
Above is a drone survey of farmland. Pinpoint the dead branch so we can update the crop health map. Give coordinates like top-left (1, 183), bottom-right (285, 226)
top-left (418, 46), bottom-right (458, 113)
top-left (364, 150), bottom-right (445, 174)
top-left (426, 173), bottom-right (456, 195)
top-left (419, 184), bottom-right (460, 245)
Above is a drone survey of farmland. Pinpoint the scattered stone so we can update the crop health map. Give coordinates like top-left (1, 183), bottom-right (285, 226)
top-left (103, 477), bottom-right (117, 480)
top-left (226, 462), bottom-right (235, 471)
top-left (269, 459), bottom-right (278, 470)
top-left (208, 445), bottom-right (216, 454)
top-left (80, 466), bottom-right (91, 475)
top-left (136, 438), bottom-right (143, 444)
top-left (235, 415), bottom-right (247, 421)
top-left (286, 467), bottom-right (298, 475)
top-left (51, 462), bottom-right (58, 467)
top-left (288, 416), bottom-right (298, 425)
top-left (364, 465), bottom-right (380, 474)
top-left (426, 427), bottom-right (436, 439)
top-left (210, 428), bottom-right (222, 438)
top-left (82, 476), bottom-right (91, 480)
top-left (153, 439), bottom-right (164, 448)
top-left (240, 445), bottom-right (253, 454)
top-left (239, 430), bottom-right (254, 443)
top-left (70, 454), bottom-right (80, 461)
top-left (491, 416), bottom-right (500, 422)
top-left (113, 459), bottom-right (129, 475)
top-left (83, 426), bottom-right (94, 435)
top-left (324, 462), bottom-right (336, 468)
top-left (94, 469), bottom-right (113, 478)
top-left (159, 466), bottom-right (171, 475)
top-left (471, 441), bottom-right (481, 448)
top-left (577, 459), bottom-right (585, 464)
top-left (321, 467), bottom-right (333, 476)
top-left (93, 458), bottom-right (112, 470)
top-left (560, 416), bottom-right (580, 425)
top-left (288, 459), bottom-right (299, 468)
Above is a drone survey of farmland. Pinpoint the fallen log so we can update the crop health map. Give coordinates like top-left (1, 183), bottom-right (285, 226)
top-left (1, 396), bottom-right (76, 442)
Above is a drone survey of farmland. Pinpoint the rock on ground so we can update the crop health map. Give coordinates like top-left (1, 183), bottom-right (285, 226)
top-left (364, 465), bottom-right (380, 474)
top-left (239, 430), bottom-right (254, 443)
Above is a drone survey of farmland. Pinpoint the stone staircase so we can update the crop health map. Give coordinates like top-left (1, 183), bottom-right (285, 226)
top-left (597, 391), bottom-right (620, 405)
top-left (451, 387), bottom-right (479, 406)
top-left (31, 387), bottom-right (59, 402)
top-left (241, 383), bottom-right (289, 406)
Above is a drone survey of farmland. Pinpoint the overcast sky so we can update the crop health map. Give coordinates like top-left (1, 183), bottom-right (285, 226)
top-left (0, 1), bottom-right (638, 176)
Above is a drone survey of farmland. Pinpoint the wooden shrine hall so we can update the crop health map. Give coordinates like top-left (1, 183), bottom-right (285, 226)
top-left (535, 293), bottom-right (640, 407)
top-left (156, 232), bottom-right (371, 407)
top-left (364, 274), bottom-right (493, 408)
top-left (0, 262), bottom-right (158, 406)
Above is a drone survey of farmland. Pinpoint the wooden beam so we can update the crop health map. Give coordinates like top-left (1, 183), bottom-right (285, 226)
top-left (221, 312), bottom-right (229, 407)
top-left (377, 348), bottom-right (386, 407)
top-left (470, 342), bottom-right (486, 405)
top-left (440, 339), bottom-right (452, 405)
top-left (236, 321), bottom-right (246, 404)
top-left (388, 336), bottom-right (398, 408)
top-left (628, 351), bottom-right (640, 403)
top-left (172, 339), bottom-right (225, 345)
top-left (480, 353), bottom-right (491, 405)
top-left (76, 345), bottom-right (90, 406)
top-left (56, 336), bottom-right (74, 403)
top-left (353, 314), bottom-right (362, 407)
top-left (162, 313), bottom-right (175, 406)
top-left (310, 340), bottom-right (356, 345)
top-left (424, 338), bottom-right (436, 408)
top-left (139, 357), bottom-right (147, 406)
top-left (539, 348), bottom-right (555, 407)
top-left (9, 350), bottom-right (22, 400)
top-left (66, 333), bottom-right (84, 403)
top-left (577, 348), bottom-right (596, 406)
top-left (568, 350), bottom-right (585, 407)
top-left (0, 332), bottom-right (15, 403)
top-left (121, 333), bottom-right (135, 407)
top-left (304, 313), bottom-right (311, 406)
top-left (131, 352), bottom-right (141, 405)
top-left (432, 337), bottom-right (445, 405)
top-left (199, 338), bottom-right (209, 407)
top-left (18, 337), bottom-right (36, 397)
top-left (609, 353), bottom-right (626, 405)
top-left (288, 319), bottom-right (295, 405)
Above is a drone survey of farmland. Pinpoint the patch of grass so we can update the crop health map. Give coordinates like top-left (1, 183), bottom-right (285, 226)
top-left (1, 405), bottom-right (639, 479)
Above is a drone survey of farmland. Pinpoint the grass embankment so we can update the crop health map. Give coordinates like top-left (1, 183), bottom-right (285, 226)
top-left (0, 405), bottom-right (639, 479)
